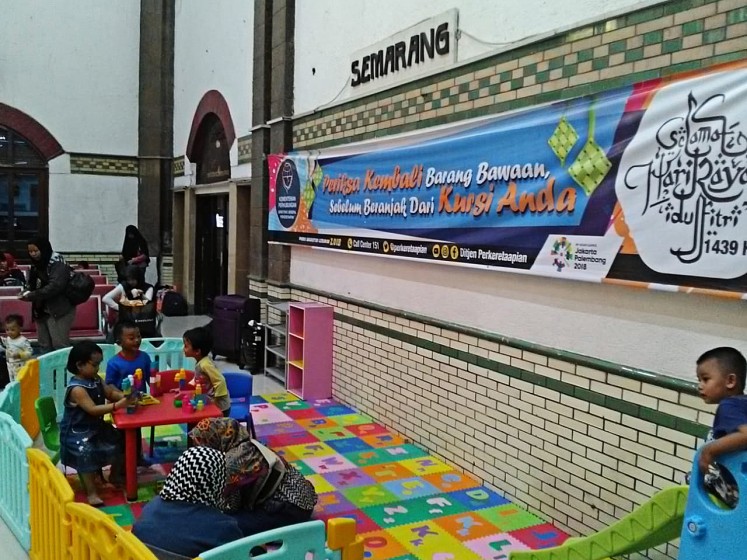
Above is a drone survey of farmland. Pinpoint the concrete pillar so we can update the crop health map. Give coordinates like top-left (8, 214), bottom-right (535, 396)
top-left (250, 0), bottom-right (295, 288)
top-left (138, 0), bottom-right (175, 281)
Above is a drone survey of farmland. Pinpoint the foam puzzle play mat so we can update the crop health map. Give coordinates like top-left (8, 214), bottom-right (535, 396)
top-left (65, 392), bottom-right (568, 559)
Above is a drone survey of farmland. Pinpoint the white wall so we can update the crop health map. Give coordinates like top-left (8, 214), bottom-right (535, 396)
top-left (0, 0), bottom-right (140, 154)
top-left (291, 248), bottom-right (747, 382)
top-left (173, 0), bottom-right (253, 162)
top-left (295, 0), bottom-right (666, 114)
top-left (48, 156), bottom-right (137, 252)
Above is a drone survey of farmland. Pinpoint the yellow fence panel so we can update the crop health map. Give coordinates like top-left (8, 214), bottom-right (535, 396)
top-left (67, 502), bottom-right (158, 560)
top-left (28, 448), bottom-right (72, 560)
top-left (19, 360), bottom-right (40, 439)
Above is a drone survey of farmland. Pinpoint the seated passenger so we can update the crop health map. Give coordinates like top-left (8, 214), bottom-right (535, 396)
top-left (189, 417), bottom-right (318, 536)
top-left (132, 447), bottom-right (243, 557)
top-left (102, 265), bottom-right (154, 311)
top-left (0, 252), bottom-right (26, 286)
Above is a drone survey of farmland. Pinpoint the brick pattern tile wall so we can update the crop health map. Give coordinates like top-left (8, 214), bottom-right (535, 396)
top-left (160, 254), bottom-right (174, 287)
top-left (285, 288), bottom-right (709, 560)
top-left (173, 156), bottom-right (185, 178)
top-left (293, 0), bottom-right (747, 150)
top-left (237, 134), bottom-right (252, 165)
top-left (64, 252), bottom-right (120, 283)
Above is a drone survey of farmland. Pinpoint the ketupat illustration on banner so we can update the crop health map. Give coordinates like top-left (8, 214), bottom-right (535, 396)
top-left (268, 62), bottom-right (747, 299)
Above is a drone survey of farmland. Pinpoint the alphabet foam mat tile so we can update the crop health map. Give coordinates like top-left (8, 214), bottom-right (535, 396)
top-left (64, 391), bottom-right (569, 558)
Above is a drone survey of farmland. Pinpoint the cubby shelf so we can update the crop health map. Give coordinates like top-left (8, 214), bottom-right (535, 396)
top-left (263, 301), bottom-right (290, 386)
top-left (285, 302), bottom-right (333, 400)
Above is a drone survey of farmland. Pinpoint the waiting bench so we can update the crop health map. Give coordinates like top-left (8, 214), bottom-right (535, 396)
top-left (0, 295), bottom-right (105, 342)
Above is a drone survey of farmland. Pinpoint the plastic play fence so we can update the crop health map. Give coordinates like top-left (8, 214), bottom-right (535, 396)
top-left (1, 339), bottom-right (364, 560)
top-left (0, 411), bottom-right (32, 550)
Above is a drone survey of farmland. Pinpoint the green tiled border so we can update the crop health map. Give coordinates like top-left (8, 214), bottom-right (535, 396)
top-left (286, 282), bottom-right (698, 394)
top-left (70, 153), bottom-right (139, 176)
top-left (337, 310), bottom-right (708, 439)
top-left (293, 0), bottom-right (747, 150)
top-left (280, 283), bottom-right (707, 438)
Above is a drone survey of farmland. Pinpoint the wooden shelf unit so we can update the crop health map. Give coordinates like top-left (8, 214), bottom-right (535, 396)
top-left (285, 302), bottom-right (333, 400)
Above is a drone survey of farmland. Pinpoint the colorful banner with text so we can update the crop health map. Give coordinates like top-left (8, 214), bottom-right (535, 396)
top-left (268, 62), bottom-right (747, 299)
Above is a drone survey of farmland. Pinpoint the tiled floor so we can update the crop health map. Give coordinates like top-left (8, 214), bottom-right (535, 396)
top-left (61, 391), bottom-right (568, 559)
top-left (251, 393), bottom-right (569, 559)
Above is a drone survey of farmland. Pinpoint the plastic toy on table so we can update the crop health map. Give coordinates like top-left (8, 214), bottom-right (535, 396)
top-left (138, 394), bottom-right (160, 406)
top-left (149, 367), bottom-right (162, 397)
top-left (174, 368), bottom-right (187, 391)
top-left (121, 377), bottom-right (137, 415)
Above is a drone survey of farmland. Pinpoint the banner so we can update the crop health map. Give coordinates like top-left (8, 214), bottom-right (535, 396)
top-left (269, 62), bottom-right (747, 298)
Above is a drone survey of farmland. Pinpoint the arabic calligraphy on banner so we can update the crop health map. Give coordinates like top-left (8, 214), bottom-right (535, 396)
top-left (268, 62), bottom-right (747, 298)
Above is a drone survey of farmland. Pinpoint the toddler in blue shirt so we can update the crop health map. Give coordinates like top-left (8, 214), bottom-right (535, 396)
top-left (696, 346), bottom-right (747, 508)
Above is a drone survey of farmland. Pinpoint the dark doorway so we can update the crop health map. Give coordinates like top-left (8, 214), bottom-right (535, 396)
top-left (0, 126), bottom-right (48, 254)
top-left (194, 194), bottom-right (229, 314)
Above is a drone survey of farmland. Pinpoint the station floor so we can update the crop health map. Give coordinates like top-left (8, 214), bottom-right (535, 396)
top-left (3, 315), bottom-right (570, 559)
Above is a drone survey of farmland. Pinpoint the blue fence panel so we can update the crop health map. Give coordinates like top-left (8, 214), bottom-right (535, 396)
top-left (100, 343), bottom-right (118, 370)
top-left (0, 382), bottom-right (21, 423)
top-left (38, 348), bottom-right (75, 418)
top-left (140, 338), bottom-right (195, 372)
top-left (198, 520), bottom-right (340, 560)
top-left (0, 411), bottom-right (32, 551)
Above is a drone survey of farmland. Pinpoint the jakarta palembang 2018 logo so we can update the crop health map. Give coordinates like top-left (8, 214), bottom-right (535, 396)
top-left (550, 237), bottom-right (574, 272)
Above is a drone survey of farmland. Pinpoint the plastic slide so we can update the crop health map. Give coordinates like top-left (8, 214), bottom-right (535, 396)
top-left (510, 485), bottom-right (688, 560)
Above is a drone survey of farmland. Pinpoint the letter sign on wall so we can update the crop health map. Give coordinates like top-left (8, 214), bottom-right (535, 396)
top-left (349, 9), bottom-right (458, 96)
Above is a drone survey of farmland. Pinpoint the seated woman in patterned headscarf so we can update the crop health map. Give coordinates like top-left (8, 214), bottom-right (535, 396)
top-left (132, 447), bottom-right (243, 558)
top-left (189, 417), bottom-right (318, 537)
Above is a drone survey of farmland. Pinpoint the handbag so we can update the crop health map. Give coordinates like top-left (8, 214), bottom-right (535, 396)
top-left (65, 268), bottom-right (95, 305)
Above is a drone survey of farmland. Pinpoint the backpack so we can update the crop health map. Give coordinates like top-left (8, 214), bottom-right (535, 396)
top-left (65, 268), bottom-right (95, 305)
top-left (161, 290), bottom-right (188, 316)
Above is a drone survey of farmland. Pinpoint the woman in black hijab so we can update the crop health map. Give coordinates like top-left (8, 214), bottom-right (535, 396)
top-left (116, 225), bottom-right (149, 283)
top-left (22, 237), bottom-right (75, 352)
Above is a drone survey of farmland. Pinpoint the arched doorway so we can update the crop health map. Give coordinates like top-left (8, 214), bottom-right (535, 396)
top-left (0, 126), bottom-right (48, 253)
top-left (191, 113), bottom-right (231, 314)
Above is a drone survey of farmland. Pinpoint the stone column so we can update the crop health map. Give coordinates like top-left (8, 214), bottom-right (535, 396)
top-left (138, 0), bottom-right (175, 283)
top-left (250, 0), bottom-right (295, 291)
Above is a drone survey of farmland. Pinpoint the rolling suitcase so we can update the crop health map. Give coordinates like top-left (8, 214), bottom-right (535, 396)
top-left (211, 295), bottom-right (260, 366)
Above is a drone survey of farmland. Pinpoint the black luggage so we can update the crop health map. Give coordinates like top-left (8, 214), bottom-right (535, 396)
top-left (240, 320), bottom-right (266, 374)
top-left (160, 290), bottom-right (188, 316)
top-left (211, 295), bottom-right (260, 366)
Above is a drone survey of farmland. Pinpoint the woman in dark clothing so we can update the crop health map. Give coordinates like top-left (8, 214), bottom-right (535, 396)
top-left (132, 447), bottom-right (243, 558)
top-left (116, 225), bottom-right (149, 283)
top-left (22, 237), bottom-right (75, 352)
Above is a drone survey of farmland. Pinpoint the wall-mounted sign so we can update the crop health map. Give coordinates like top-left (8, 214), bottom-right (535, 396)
top-left (269, 62), bottom-right (747, 300)
top-left (349, 9), bottom-right (458, 94)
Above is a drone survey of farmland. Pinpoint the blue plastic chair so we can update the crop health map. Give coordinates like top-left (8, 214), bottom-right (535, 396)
top-left (223, 371), bottom-right (256, 438)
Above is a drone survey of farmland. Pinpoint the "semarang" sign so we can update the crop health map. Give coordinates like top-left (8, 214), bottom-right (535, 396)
top-left (349, 9), bottom-right (458, 94)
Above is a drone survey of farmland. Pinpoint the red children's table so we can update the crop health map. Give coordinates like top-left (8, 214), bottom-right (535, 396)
top-left (112, 389), bottom-right (222, 501)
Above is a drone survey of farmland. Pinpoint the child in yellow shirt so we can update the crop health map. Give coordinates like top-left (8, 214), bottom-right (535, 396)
top-left (183, 327), bottom-right (231, 416)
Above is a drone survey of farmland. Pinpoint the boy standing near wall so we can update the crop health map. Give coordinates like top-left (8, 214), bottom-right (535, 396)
top-left (696, 346), bottom-right (747, 507)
